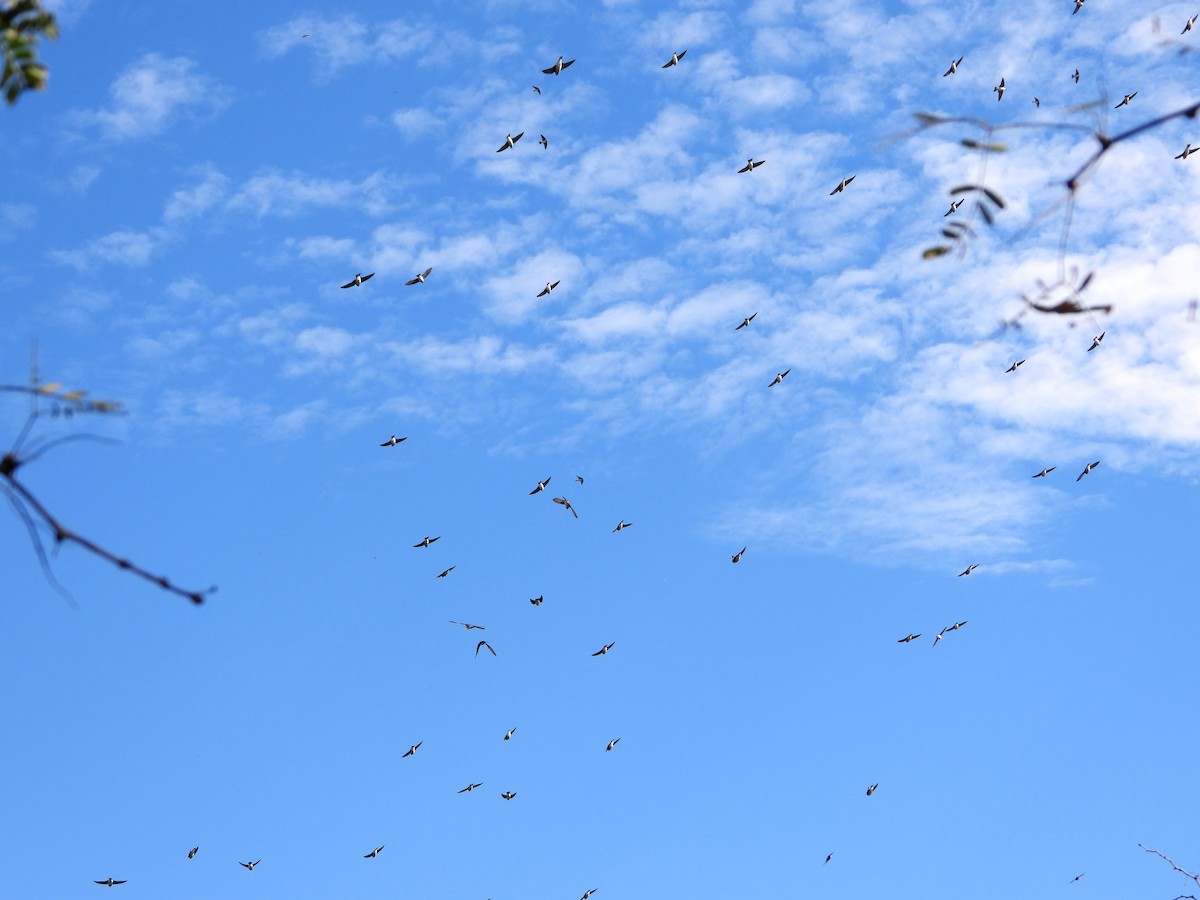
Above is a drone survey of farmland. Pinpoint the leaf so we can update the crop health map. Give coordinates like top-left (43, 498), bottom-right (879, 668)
top-left (36, 381), bottom-right (61, 394)
top-left (1078, 271), bottom-right (1094, 292)
top-left (914, 113), bottom-right (944, 125)
top-left (948, 184), bottom-right (980, 196)
top-left (923, 246), bottom-right (952, 259)
top-left (979, 204), bottom-right (995, 226)
top-left (982, 187), bottom-right (1006, 209)
top-left (60, 390), bottom-right (87, 401)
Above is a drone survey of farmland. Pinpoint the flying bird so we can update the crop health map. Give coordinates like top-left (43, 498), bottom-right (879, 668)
top-left (405, 267), bottom-right (433, 285)
top-left (612, 519), bottom-right (632, 532)
top-left (1005, 359), bottom-right (1026, 373)
top-left (606, 738), bottom-right (621, 752)
top-left (504, 728), bottom-right (516, 740)
top-left (553, 496), bottom-right (579, 518)
top-left (414, 536), bottom-right (441, 548)
top-left (532, 85), bottom-right (541, 94)
top-left (829, 175), bottom-right (856, 195)
top-left (994, 77), bottom-right (1005, 100)
top-left (1033, 97), bottom-right (1040, 107)
top-left (458, 782), bottom-right (484, 793)
top-left (539, 134), bottom-right (548, 149)
top-left (1185, 14), bottom-right (1198, 33)
top-left (1176, 144), bottom-right (1197, 160)
top-left (732, 547), bottom-right (746, 564)
top-left (944, 199), bottom-right (963, 216)
top-left (1032, 467), bottom-right (1056, 478)
top-left (380, 434), bottom-right (407, 447)
top-left (497, 132), bottom-right (524, 152)
top-left (1072, 68), bottom-right (1080, 83)
top-left (943, 56), bottom-right (963, 76)
top-left (1072, 0), bottom-right (1084, 14)
top-left (341, 272), bottom-right (374, 289)
top-left (1087, 331), bottom-right (1105, 352)
top-left (735, 312), bottom-right (758, 330)
top-left (542, 56), bottom-right (575, 75)
top-left (576, 475), bottom-right (584, 484)
top-left (537, 280), bottom-right (560, 297)
top-left (530, 476), bottom-right (552, 494)
top-left (738, 158), bottom-right (765, 173)
top-left (592, 641), bottom-right (616, 656)
top-left (866, 783), bottom-right (878, 796)
top-left (530, 595), bottom-right (543, 606)
top-left (932, 627), bottom-right (947, 647)
top-left (188, 847), bottom-right (199, 860)
top-left (947, 620), bottom-right (968, 632)
top-left (239, 861), bottom-right (261, 871)
top-left (475, 640), bottom-right (496, 657)
top-left (958, 564), bottom-right (979, 577)
top-left (1114, 92), bottom-right (1137, 108)
top-left (450, 621), bottom-right (485, 630)
top-left (897, 633), bottom-right (922, 643)
top-left (436, 565), bottom-right (457, 578)
top-left (1070, 873), bottom-right (1085, 883)
top-left (501, 791), bottom-right (517, 800)
top-left (825, 853), bottom-right (834, 865)
top-left (580, 891), bottom-right (597, 900)
top-left (363, 846), bottom-right (384, 859)
top-left (662, 50), bottom-right (687, 68)
top-left (768, 369), bottom-right (791, 387)
top-left (1076, 460), bottom-right (1100, 481)
top-left (94, 879), bottom-right (127, 887)
top-left (402, 741), bottom-right (423, 757)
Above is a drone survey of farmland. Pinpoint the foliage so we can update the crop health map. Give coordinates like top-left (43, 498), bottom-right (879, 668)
top-left (1, 0), bottom-right (57, 104)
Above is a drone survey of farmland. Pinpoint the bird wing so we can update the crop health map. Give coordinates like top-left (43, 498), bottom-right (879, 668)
top-left (341, 279), bottom-right (357, 289)
top-left (738, 163), bottom-right (751, 173)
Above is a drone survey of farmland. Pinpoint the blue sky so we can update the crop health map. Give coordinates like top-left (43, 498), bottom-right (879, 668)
top-left (3, 0), bottom-right (1200, 897)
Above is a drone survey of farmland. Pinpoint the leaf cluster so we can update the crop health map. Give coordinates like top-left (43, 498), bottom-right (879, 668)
top-left (1, 0), bottom-right (57, 104)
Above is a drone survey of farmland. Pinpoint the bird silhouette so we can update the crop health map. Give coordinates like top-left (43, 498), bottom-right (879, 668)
top-left (94, 878), bottom-right (127, 886)
top-left (592, 641), bottom-right (616, 656)
top-left (662, 50), bottom-right (687, 68)
top-left (768, 369), bottom-right (791, 387)
top-left (943, 56), bottom-right (963, 76)
top-left (958, 564), bottom-right (979, 577)
top-left (530, 476), bottom-right (552, 494)
top-left (1032, 467), bottom-right (1056, 478)
top-left (537, 280), bottom-right (560, 297)
top-left (380, 434), bottom-right (406, 447)
top-left (340, 272), bottom-right (374, 289)
top-left (732, 547), bottom-right (746, 564)
top-left (994, 77), bottom-right (1005, 100)
top-left (829, 175), bottom-right (856, 195)
top-left (239, 860), bottom-right (261, 871)
top-left (1005, 359), bottom-right (1025, 373)
top-left (1077, 460), bottom-right (1100, 482)
top-left (735, 312), bottom-right (757, 330)
top-left (738, 158), bottom-right (766, 173)
top-left (866, 783), bottom-right (878, 796)
top-left (436, 565), bottom-right (457, 578)
top-left (542, 56), bottom-right (575, 75)
top-left (450, 621), bottom-right (485, 630)
top-left (413, 536), bottom-right (441, 548)
top-left (458, 782), bottom-right (484, 793)
top-left (405, 267), bottom-right (433, 285)
top-left (553, 496), bottom-right (579, 518)
top-left (188, 847), bottom-right (198, 860)
top-left (497, 132), bottom-right (524, 152)
top-left (363, 846), bottom-right (384, 859)
top-left (606, 738), bottom-right (621, 752)
top-left (402, 741), bottom-right (422, 758)
top-left (475, 640), bottom-right (496, 657)
top-left (897, 633), bottom-right (922, 643)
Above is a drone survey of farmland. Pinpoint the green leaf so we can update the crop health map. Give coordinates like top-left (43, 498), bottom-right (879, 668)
top-left (923, 246), bottom-right (952, 259)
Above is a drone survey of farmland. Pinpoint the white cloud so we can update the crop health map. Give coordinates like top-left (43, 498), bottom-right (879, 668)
top-left (226, 170), bottom-right (399, 218)
top-left (75, 54), bottom-right (229, 141)
top-left (163, 167), bottom-right (230, 223)
top-left (49, 227), bottom-right (167, 269)
top-left (0, 203), bottom-right (36, 239)
top-left (258, 15), bottom-right (439, 79)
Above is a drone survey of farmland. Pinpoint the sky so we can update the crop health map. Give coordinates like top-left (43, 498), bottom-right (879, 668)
top-left (2, 0), bottom-right (1200, 897)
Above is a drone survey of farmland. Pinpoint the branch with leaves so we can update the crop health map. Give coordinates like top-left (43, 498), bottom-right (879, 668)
top-left (3, 378), bottom-right (213, 605)
top-left (1, 0), bottom-right (57, 104)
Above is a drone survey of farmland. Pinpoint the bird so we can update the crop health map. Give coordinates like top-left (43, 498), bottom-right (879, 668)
top-left (1032, 467), bottom-right (1056, 478)
top-left (380, 434), bottom-right (407, 447)
top-left (94, 879), bottom-right (127, 887)
top-left (530, 595), bottom-right (543, 606)
top-left (1176, 144), bottom-right (1197, 160)
top-left (592, 641), bottom-right (616, 656)
top-left (662, 50), bottom-right (687, 68)
top-left (1114, 92), bottom-right (1137, 108)
top-left (866, 783), bottom-right (878, 796)
top-left (1072, 68), bottom-right (1080, 83)
top-left (553, 496), bottom-right (579, 517)
top-left (458, 782), bottom-right (484, 793)
top-left (994, 77), bottom-right (1005, 100)
top-left (732, 547), bottom-right (746, 564)
top-left (735, 312), bottom-right (758, 330)
top-left (958, 564), bottom-right (979, 577)
top-left (829, 175), bottom-right (856, 195)
top-left (580, 891), bottom-right (597, 900)
top-left (606, 738), bottom-right (620, 752)
top-left (497, 132), bottom-right (524, 152)
top-left (943, 56), bottom-right (963, 76)
top-left (504, 728), bottom-right (516, 741)
top-left (576, 475), bottom-right (584, 484)
top-left (188, 847), bottom-right (199, 860)
top-left (239, 861), bottom-right (261, 871)
top-left (530, 476), bottom-right (552, 494)
top-left (402, 741), bottom-right (423, 757)
top-left (932, 627), bottom-right (947, 647)
top-left (538, 133), bottom-right (548, 149)
top-left (1185, 14), bottom-right (1198, 34)
top-left (537, 280), bottom-right (560, 297)
top-left (436, 565), bottom-right (457, 578)
top-left (1076, 460), bottom-right (1100, 482)
top-left (944, 199), bottom-right (963, 216)
top-left (363, 846), bottom-right (384, 859)
top-left (1033, 97), bottom-right (1040, 107)
top-left (542, 55), bottom-right (575, 75)
top-left (768, 369), bottom-right (791, 387)
top-left (1072, 0), bottom-right (1084, 14)
top-left (476, 640), bottom-right (496, 657)
top-left (1087, 331), bottom-right (1105, 352)
top-left (450, 621), bottom-right (485, 630)
top-left (897, 633), bottom-right (922, 643)
top-left (501, 791), bottom-right (517, 800)
top-left (532, 85), bottom-right (541, 94)
top-left (1070, 873), bottom-right (1085, 883)
top-left (340, 272), bottom-right (374, 289)
top-left (825, 853), bottom-right (834, 865)
top-left (405, 267), bottom-right (433, 285)
top-left (947, 620), bottom-right (968, 632)
top-left (738, 158), bottom-right (765, 173)
top-left (1005, 359), bottom-right (1026, 373)
top-left (612, 519), bottom-right (632, 532)
top-left (413, 536), bottom-right (441, 548)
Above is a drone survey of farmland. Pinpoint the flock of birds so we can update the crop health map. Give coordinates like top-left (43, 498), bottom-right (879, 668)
top-left (82, 8), bottom-right (1200, 894)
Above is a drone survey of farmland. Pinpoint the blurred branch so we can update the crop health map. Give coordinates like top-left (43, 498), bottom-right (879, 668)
top-left (1, 0), bottom-right (58, 104)
top-left (1140, 843), bottom-right (1199, 900)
